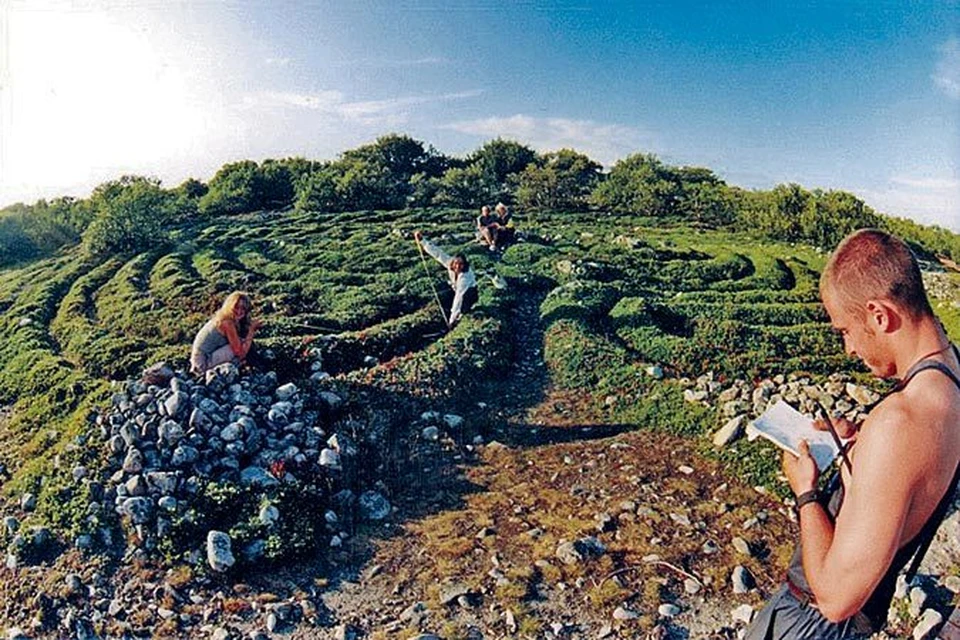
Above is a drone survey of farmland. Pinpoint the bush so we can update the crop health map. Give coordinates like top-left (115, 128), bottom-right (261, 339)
top-left (543, 318), bottom-right (630, 389)
top-left (539, 280), bottom-right (621, 325)
top-left (589, 153), bottom-right (682, 216)
top-left (82, 178), bottom-right (171, 257)
top-left (514, 149), bottom-right (601, 212)
top-left (656, 252), bottom-right (753, 290)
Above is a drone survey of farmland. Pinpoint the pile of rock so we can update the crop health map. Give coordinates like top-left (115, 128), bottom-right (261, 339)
top-left (92, 361), bottom-right (382, 569)
top-left (922, 271), bottom-right (960, 308)
top-left (679, 371), bottom-right (878, 448)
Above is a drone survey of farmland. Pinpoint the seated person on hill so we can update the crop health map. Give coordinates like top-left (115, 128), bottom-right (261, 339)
top-left (476, 202), bottom-right (515, 251)
top-left (190, 291), bottom-right (262, 375)
top-left (476, 205), bottom-right (497, 246)
top-left (414, 230), bottom-right (478, 328)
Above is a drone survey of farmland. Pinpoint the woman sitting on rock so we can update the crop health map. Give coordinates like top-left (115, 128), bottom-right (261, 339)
top-left (190, 291), bottom-right (262, 375)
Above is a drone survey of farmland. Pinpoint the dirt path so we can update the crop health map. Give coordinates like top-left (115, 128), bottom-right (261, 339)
top-left (297, 285), bottom-right (794, 639)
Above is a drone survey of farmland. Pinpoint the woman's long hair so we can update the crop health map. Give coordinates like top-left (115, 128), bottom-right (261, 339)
top-left (214, 291), bottom-right (252, 337)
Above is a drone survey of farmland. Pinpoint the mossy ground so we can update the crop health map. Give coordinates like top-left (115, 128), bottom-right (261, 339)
top-left (1, 207), bottom-right (959, 635)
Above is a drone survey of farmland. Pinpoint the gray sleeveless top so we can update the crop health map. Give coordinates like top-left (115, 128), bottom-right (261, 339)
top-left (192, 319), bottom-right (229, 356)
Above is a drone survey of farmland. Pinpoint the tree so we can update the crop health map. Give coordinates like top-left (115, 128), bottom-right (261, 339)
top-left (344, 134), bottom-right (449, 180)
top-left (334, 134), bottom-right (450, 209)
top-left (408, 172), bottom-right (441, 208)
top-left (169, 178), bottom-right (208, 221)
top-left (333, 159), bottom-right (396, 210)
top-left (801, 190), bottom-right (882, 249)
top-left (259, 160), bottom-right (296, 209)
top-left (433, 164), bottom-right (495, 208)
top-left (0, 196), bottom-right (95, 267)
top-left (175, 178), bottom-right (208, 200)
top-left (83, 177), bottom-right (171, 257)
top-left (589, 153), bottom-right (682, 215)
top-left (199, 161), bottom-right (264, 215)
top-left (468, 138), bottom-right (537, 203)
top-left (673, 167), bottom-right (735, 226)
top-left (294, 166), bottom-right (340, 213)
top-left (514, 149), bottom-right (601, 211)
top-left (0, 214), bottom-right (37, 266)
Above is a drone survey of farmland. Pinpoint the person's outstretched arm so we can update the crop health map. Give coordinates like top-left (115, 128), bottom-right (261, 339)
top-left (415, 231), bottom-right (453, 268)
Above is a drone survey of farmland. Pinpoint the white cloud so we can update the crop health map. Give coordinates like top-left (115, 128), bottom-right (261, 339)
top-left (858, 173), bottom-right (960, 230)
top-left (334, 56), bottom-right (448, 68)
top-left (890, 176), bottom-right (960, 191)
top-left (242, 89), bottom-right (482, 126)
top-left (264, 56), bottom-right (292, 67)
top-left (442, 114), bottom-right (652, 165)
top-left (380, 56), bottom-right (447, 67)
top-left (242, 90), bottom-right (347, 110)
top-left (933, 38), bottom-right (960, 99)
top-left (338, 90), bottom-right (482, 124)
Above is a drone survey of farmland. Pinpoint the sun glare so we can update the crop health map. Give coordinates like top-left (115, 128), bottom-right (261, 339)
top-left (3, 4), bottom-right (210, 202)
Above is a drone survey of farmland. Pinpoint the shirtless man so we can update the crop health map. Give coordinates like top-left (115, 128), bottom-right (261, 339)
top-left (746, 229), bottom-right (960, 638)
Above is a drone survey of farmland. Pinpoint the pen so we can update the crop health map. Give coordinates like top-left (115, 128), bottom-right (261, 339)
top-left (815, 399), bottom-right (853, 473)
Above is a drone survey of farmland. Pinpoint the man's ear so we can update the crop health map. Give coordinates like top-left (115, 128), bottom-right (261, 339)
top-left (865, 299), bottom-right (901, 333)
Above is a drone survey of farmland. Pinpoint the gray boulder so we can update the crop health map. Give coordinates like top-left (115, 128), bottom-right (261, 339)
top-left (121, 497), bottom-right (154, 524)
top-left (713, 415), bottom-right (748, 447)
top-left (358, 491), bottom-right (391, 520)
top-left (158, 420), bottom-right (184, 446)
top-left (732, 565), bottom-right (755, 593)
top-left (327, 433), bottom-right (357, 457)
top-left (205, 362), bottom-right (239, 385)
top-left (240, 466), bottom-right (279, 489)
top-left (164, 391), bottom-right (189, 418)
top-left (145, 471), bottom-right (179, 494)
top-left (555, 536), bottom-right (606, 565)
top-left (122, 448), bottom-right (144, 474)
top-left (259, 504), bottom-right (279, 527)
top-left (206, 530), bottom-right (235, 572)
top-left (319, 448), bottom-right (341, 470)
top-left (170, 445), bottom-right (199, 467)
top-left (19, 494), bottom-right (35, 512)
top-left (275, 383), bottom-right (298, 401)
top-left (319, 391), bottom-right (343, 410)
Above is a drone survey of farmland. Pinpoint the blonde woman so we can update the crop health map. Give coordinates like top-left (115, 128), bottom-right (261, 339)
top-left (190, 291), bottom-right (262, 375)
top-left (487, 202), bottom-right (514, 250)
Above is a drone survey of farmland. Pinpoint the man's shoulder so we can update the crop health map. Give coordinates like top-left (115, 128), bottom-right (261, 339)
top-left (876, 368), bottom-right (960, 429)
top-left (859, 385), bottom-right (954, 466)
top-left (857, 398), bottom-right (913, 456)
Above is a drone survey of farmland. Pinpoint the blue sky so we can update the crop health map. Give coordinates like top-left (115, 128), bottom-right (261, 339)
top-left (1, 1), bottom-right (958, 227)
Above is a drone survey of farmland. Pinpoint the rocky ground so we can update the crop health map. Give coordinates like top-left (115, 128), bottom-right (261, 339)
top-left (1, 282), bottom-right (959, 640)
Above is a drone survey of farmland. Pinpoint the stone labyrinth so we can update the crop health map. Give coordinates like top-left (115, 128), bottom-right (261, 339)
top-left (2, 208), bottom-right (936, 637)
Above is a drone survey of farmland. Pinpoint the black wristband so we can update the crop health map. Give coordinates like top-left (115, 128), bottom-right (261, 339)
top-left (795, 489), bottom-right (819, 513)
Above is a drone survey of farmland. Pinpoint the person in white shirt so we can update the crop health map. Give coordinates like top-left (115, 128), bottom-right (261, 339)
top-left (414, 230), bottom-right (478, 328)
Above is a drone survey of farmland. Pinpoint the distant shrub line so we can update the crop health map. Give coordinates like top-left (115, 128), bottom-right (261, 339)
top-left (4, 134), bottom-right (960, 268)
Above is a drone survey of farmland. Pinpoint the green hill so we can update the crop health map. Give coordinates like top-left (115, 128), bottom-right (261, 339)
top-left (3, 141), bottom-right (960, 636)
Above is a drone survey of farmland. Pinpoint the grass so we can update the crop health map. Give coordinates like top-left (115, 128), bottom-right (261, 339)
top-left (0, 206), bottom-right (956, 633)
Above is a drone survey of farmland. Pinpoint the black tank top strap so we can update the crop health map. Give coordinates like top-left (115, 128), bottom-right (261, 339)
top-left (895, 348), bottom-right (960, 393)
